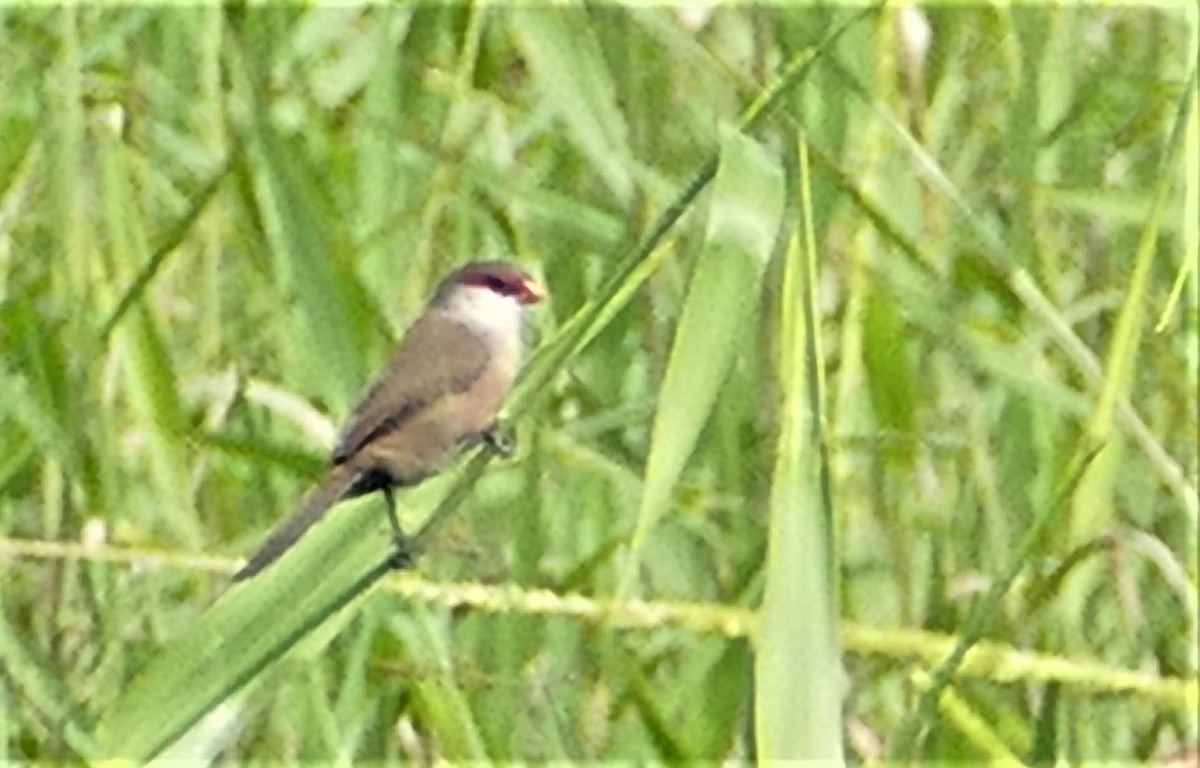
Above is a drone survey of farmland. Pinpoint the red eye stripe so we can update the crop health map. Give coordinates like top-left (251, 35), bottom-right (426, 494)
top-left (457, 267), bottom-right (544, 305)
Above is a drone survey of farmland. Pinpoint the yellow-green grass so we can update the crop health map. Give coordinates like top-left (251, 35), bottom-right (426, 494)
top-left (0, 4), bottom-right (1195, 763)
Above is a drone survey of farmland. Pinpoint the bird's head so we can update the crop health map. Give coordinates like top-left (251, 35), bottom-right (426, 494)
top-left (434, 261), bottom-right (546, 335)
top-left (449, 261), bottom-right (545, 306)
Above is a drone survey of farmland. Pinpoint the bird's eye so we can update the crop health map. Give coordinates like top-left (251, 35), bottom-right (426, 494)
top-left (486, 275), bottom-right (509, 294)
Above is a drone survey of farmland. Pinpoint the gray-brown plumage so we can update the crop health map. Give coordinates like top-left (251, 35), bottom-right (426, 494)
top-left (233, 261), bottom-right (544, 581)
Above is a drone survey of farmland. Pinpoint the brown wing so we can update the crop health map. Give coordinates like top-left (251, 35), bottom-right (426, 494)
top-left (332, 310), bottom-right (489, 465)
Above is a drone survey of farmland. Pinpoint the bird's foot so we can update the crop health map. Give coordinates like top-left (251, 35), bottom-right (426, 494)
top-left (387, 537), bottom-right (415, 570)
top-left (480, 422), bottom-right (516, 458)
top-left (382, 486), bottom-right (413, 570)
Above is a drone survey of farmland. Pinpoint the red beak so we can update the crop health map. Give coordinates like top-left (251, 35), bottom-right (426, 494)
top-left (518, 277), bottom-right (546, 305)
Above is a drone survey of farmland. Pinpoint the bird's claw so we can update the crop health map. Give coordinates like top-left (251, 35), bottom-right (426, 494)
top-left (382, 486), bottom-right (413, 570)
top-left (387, 538), bottom-right (415, 570)
top-left (481, 423), bottom-right (516, 458)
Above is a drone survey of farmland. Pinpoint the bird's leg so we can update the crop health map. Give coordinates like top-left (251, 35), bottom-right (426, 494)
top-left (382, 486), bottom-right (412, 570)
top-left (480, 420), bottom-right (516, 458)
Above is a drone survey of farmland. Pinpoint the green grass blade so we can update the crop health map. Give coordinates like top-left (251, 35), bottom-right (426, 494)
top-left (92, 529), bottom-right (394, 759)
top-left (1087, 63), bottom-right (1196, 445)
top-left (619, 128), bottom-right (783, 598)
top-left (891, 443), bottom-right (1104, 759)
top-left (0, 601), bottom-right (97, 760)
top-left (99, 151), bottom-right (235, 342)
top-left (510, 4), bottom-right (632, 204)
top-left (227, 27), bottom-right (368, 412)
top-left (755, 136), bottom-right (841, 761)
top-left (242, 120), bottom-right (366, 411)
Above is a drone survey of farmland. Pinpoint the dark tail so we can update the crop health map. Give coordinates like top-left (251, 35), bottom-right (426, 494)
top-left (232, 464), bottom-right (358, 581)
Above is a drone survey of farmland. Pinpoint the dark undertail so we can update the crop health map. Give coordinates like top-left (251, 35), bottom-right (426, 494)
top-left (232, 464), bottom-right (359, 581)
top-left (340, 467), bottom-right (394, 501)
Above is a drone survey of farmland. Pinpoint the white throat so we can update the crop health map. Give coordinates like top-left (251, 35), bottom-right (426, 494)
top-left (441, 284), bottom-right (526, 344)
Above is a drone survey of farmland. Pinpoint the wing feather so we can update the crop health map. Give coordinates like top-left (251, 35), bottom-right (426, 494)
top-left (332, 311), bottom-right (488, 464)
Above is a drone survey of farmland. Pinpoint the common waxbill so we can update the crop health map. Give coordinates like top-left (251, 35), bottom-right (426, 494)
top-left (233, 261), bottom-right (545, 581)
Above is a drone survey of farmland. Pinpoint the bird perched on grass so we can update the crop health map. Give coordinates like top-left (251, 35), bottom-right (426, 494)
top-left (234, 260), bottom-right (545, 581)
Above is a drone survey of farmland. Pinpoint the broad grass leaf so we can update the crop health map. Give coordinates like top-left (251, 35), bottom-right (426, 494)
top-left (621, 128), bottom-right (783, 597)
top-left (755, 144), bottom-right (841, 761)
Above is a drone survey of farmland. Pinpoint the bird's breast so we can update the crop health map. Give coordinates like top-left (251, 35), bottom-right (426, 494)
top-left (360, 346), bottom-right (517, 486)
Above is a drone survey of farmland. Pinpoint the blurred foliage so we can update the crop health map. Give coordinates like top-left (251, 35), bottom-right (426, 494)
top-left (0, 3), bottom-right (1196, 764)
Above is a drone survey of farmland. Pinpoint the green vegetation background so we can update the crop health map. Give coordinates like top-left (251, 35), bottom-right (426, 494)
top-left (0, 4), bottom-right (1196, 764)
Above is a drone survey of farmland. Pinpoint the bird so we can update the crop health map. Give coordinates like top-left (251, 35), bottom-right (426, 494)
top-left (232, 260), bottom-right (545, 581)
